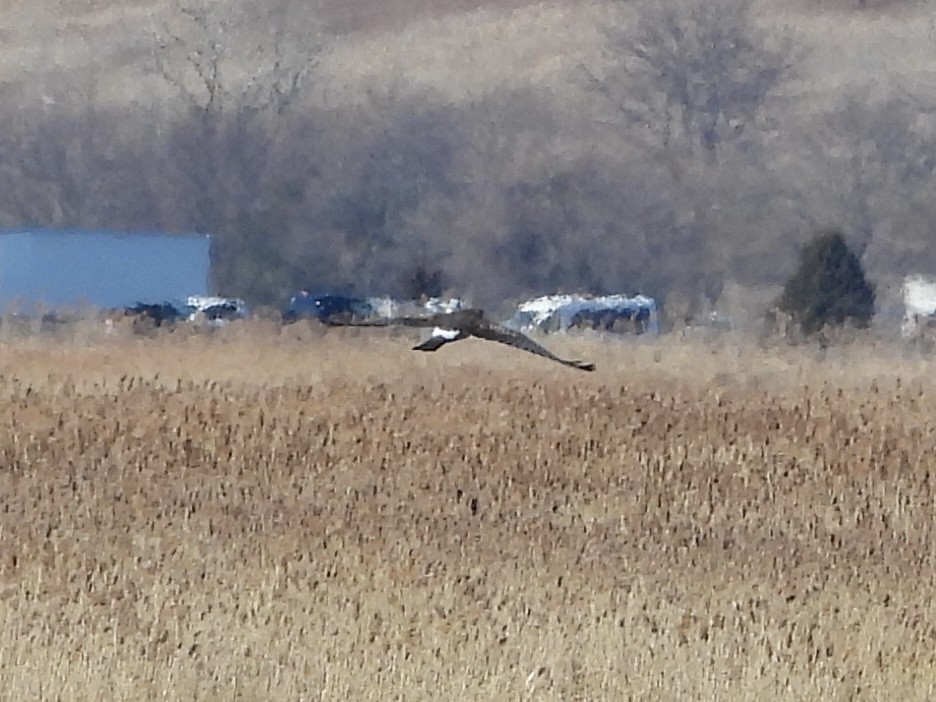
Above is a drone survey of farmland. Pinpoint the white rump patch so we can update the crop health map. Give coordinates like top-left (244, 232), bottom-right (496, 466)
top-left (432, 327), bottom-right (460, 340)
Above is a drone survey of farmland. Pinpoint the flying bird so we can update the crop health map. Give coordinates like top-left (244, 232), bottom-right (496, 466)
top-left (325, 308), bottom-right (595, 371)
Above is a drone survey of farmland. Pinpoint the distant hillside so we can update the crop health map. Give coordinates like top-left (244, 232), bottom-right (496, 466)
top-left (1, 0), bottom-right (932, 110)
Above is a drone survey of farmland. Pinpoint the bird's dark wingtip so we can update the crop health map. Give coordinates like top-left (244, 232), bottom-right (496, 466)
top-left (412, 342), bottom-right (440, 352)
top-left (572, 361), bottom-right (596, 372)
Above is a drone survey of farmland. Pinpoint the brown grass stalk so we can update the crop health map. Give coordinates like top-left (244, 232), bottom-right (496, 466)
top-left (1, 325), bottom-right (935, 699)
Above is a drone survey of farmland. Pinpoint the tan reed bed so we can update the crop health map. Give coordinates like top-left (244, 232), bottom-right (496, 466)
top-left (0, 326), bottom-right (935, 700)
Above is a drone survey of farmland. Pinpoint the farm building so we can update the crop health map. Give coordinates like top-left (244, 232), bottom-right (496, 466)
top-left (0, 229), bottom-right (212, 311)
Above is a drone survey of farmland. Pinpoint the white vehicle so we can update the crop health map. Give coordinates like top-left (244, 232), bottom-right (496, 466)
top-left (185, 295), bottom-right (249, 326)
top-left (505, 293), bottom-right (659, 335)
top-left (902, 275), bottom-right (936, 338)
top-left (366, 296), bottom-right (465, 320)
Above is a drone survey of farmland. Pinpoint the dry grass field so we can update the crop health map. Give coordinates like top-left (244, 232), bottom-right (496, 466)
top-left (2, 324), bottom-right (936, 699)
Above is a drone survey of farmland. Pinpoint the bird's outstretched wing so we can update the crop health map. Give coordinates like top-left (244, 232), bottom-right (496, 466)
top-left (322, 315), bottom-right (440, 329)
top-left (472, 324), bottom-right (596, 371)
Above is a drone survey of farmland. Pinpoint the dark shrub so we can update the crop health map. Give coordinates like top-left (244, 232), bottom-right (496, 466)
top-left (777, 231), bottom-right (875, 336)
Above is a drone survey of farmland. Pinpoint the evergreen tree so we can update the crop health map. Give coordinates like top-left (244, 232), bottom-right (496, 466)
top-left (777, 231), bottom-right (875, 336)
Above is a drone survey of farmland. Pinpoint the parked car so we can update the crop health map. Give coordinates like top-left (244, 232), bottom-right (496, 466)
top-left (123, 302), bottom-right (188, 328)
top-left (282, 291), bottom-right (374, 324)
top-left (184, 295), bottom-right (249, 326)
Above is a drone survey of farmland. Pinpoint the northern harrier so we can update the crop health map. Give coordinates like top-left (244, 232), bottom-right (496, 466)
top-left (325, 308), bottom-right (595, 371)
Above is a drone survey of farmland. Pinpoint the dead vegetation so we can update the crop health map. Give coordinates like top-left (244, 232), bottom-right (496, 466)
top-left (1, 328), bottom-right (935, 699)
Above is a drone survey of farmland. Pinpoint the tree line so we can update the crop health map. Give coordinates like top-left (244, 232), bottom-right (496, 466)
top-left (0, 0), bottom-right (933, 322)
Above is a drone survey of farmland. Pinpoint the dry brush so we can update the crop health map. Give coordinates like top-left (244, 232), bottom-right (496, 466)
top-left (0, 329), bottom-right (935, 699)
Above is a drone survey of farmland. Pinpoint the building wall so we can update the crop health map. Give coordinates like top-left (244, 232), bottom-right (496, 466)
top-left (0, 229), bottom-right (211, 311)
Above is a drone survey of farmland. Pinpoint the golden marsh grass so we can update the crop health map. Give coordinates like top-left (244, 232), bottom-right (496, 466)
top-left (1, 326), bottom-right (936, 699)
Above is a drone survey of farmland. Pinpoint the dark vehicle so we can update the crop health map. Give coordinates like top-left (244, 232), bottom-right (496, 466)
top-left (282, 291), bottom-right (374, 324)
top-left (569, 304), bottom-right (655, 333)
top-left (202, 302), bottom-right (242, 322)
top-left (125, 301), bottom-right (187, 327)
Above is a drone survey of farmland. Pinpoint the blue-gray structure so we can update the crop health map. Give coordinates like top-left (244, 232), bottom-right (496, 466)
top-left (0, 229), bottom-right (211, 311)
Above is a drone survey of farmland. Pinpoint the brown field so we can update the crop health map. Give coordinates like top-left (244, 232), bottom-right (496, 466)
top-left (2, 324), bottom-right (936, 699)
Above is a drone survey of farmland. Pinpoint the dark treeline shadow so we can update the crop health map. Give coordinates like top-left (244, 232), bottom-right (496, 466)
top-left (0, 78), bottom-right (934, 316)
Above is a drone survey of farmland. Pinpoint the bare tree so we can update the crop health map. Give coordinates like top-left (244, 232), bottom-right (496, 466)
top-left (794, 88), bottom-right (936, 273)
top-left (588, 0), bottom-right (797, 164)
top-left (0, 73), bottom-right (159, 231)
top-left (145, 0), bottom-right (324, 297)
top-left (297, 92), bottom-right (461, 299)
top-left (583, 0), bottom-right (801, 310)
top-left (149, 0), bottom-right (321, 235)
top-left (153, 0), bottom-right (318, 124)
